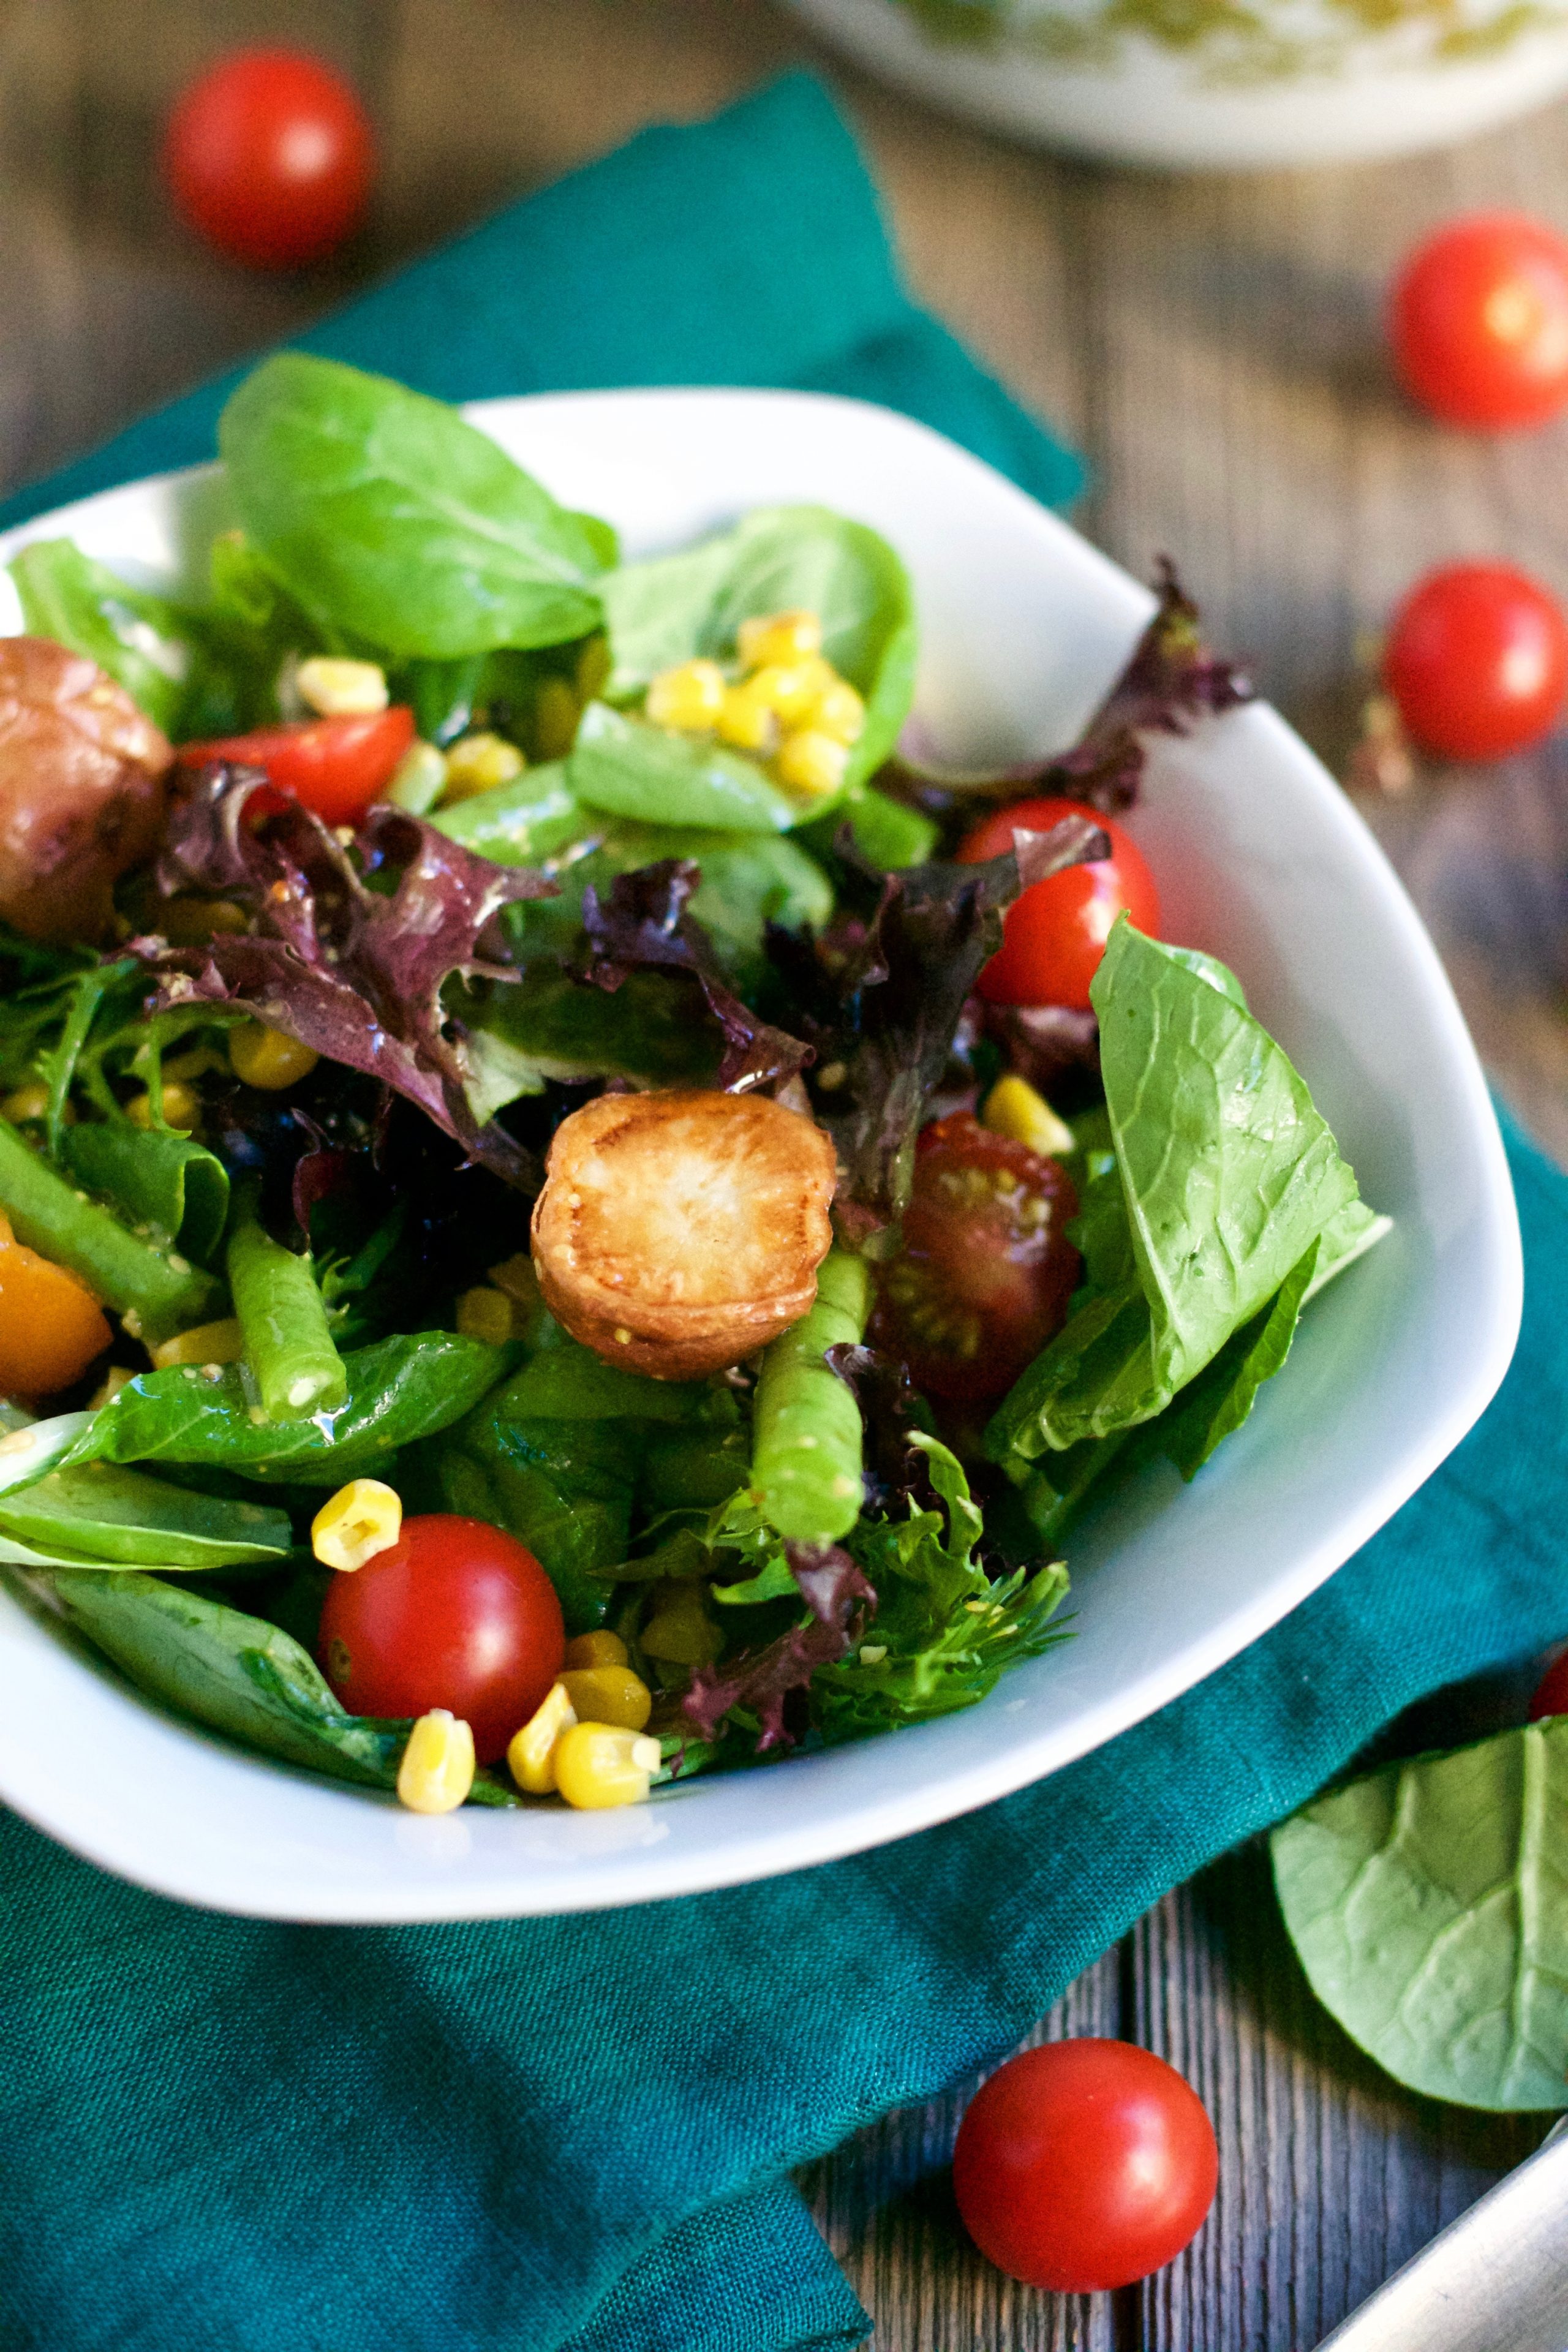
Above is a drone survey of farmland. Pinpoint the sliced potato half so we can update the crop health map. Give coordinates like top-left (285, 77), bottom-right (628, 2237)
top-left (531, 1088), bottom-right (837, 1379)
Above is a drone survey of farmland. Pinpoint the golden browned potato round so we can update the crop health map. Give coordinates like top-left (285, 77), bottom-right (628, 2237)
top-left (0, 637), bottom-right (172, 941)
top-left (532, 1088), bottom-right (837, 1380)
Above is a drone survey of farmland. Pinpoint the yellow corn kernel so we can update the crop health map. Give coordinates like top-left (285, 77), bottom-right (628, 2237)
top-left (127, 1080), bottom-right (199, 1131)
top-left (716, 680), bottom-right (779, 755)
top-left (295, 656), bottom-right (389, 717)
top-left (554, 1722), bottom-right (662, 1811)
top-left (441, 733), bottom-right (525, 804)
top-left (385, 740), bottom-right (448, 816)
top-left (812, 677), bottom-right (866, 747)
top-left (645, 659), bottom-right (726, 734)
top-left (149, 1317), bottom-right (244, 1371)
top-left (639, 1588), bottom-right (722, 1667)
top-left (228, 1022), bottom-right (318, 1092)
top-left (533, 676), bottom-right (581, 760)
top-left (575, 636), bottom-right (611, 702)
top-left (1, 1082), bottom-right (49, 1124)
top-left (456, 1286), bottom-right (518, 1345)
top-left (981, 1074), bottom-right (1075, 1158)
top-left (774, 729), bottom-right (850, 800)
top-left (738, 609), bottom-right (823, 669)
top-left (564, 1629), bottom-right (628, 1671)
top-left (397, 1709), bottom-right (475, 1814)
top-left (312, 1477), bottom-right (403, 1572)
top-left (745, 657), bottom-right (835, 729)
top-left (89, 1364), bottom-right (136, 1408)
top-left (559, 1665), bottom-right (652, 1732)
top-left (507, 1680), bottom-right (578, 1795)
top-left (160, 895), bottom-right (247, 946)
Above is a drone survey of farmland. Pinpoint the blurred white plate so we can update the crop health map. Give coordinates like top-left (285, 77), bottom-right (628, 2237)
top-left (0, 388), bottom-right (1521, 1920)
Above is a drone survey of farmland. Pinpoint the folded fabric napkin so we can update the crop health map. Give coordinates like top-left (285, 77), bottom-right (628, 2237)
top-left (2, 72), bottom-right (1564, 2352)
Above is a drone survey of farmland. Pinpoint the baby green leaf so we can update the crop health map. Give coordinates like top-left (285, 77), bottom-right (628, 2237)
top-left (1272, 1717), bottom-right (1568, 2110)
top-left (568, 703), bottom-right (801, 834)
top-left (9, 540), bottom-right (198, 736)
top-left (61, 1125), bottom-right (230, 1265)
top-left (0, 1464), bottom-right (291, 1568)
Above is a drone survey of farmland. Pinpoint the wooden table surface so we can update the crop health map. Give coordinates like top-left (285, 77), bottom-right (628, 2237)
top-left (2, 1), bottom-right (1561, 2343)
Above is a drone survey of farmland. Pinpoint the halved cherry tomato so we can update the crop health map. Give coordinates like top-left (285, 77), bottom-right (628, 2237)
top-left (1390, 213), bottom-right (1568, 432)
top-left (1529, 1652), bottom-right (1568, 1720)
top-left (958, 794), bottom-right (1161, 1013)
top-left (162, 49), bottom-right (375, 271)
top-left (318, 1514), bottom-right (565, 1764)
top-left (0, 1214), bottom-right (111, 1396)
top-left (869, 1111), bottom-right (1079, 1405)
top-left (954, 2039), bottom-right (1218, 2293)
top-left (1382, 564), bottom-right (1568, 761)
top-left (178, 707), bottom-right (415, 826)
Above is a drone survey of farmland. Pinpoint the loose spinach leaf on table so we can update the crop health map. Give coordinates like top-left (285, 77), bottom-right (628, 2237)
top-left (0, 1464), bottom-right (292, 1568)
top-left (1272, 1716), bottom-right (1568, 2110)
top-left (61, 1125), bottom-right (231, 1265)
top-left (62, 1332), bottom-right (506, 1485)
top-left (219, 355), bottom-right (614, 659)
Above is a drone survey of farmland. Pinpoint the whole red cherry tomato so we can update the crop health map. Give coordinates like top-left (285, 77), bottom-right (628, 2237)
top-left (958, 796), bottom-right (1160, 1013)
top-left (178, 707), bottom-right (415, 826)
top-left (953, 2039), bottom-right (1218, 2293)
top-left (1382, 564), bottom-right (1568, 761)
top-left (163, 49), bottom-right (375, 270)
top-left (1529, 1653), bottom-right (1568, 1720)
top-left (318, 1515), bottom-right (565, 1764)
top-left (1390, 213), bottom-right (1568, 432)
top-left (869, 1111), bottom-right (1079, 1404)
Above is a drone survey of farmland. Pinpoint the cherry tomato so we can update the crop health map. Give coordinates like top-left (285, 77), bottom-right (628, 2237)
top-left (178, 707), bottom-right (415, 826)
top-left (1390, 213), bottom-right (1568, 432)
top-left (318, 1515), bottom-right (565, 1764)
top-left (958, 796), bottom-right (1161, 1013)
top-left (1529, 1653), bottom-right (1568, 1720)
top-left (163, 49), bottom-right (375, 271)
top-left (869, 1111), bottom-right (1079, 1405)
top-left (953, 2039), bottom-right (1218, 2293)
top-left (1382, 563), bottom-right (1568, 761)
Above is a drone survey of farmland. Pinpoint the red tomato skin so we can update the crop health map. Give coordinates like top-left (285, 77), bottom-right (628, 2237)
top-left (1529, 1653), bottom-right (1568, 1720)
top-left (179, 707), bottom-right (415, 826)
top-left (958, 796), bottom-right (1161, 1013)
top-left (1391, 213), bottom-right (1568, 432)
top-left (1382, 564), bottom-right (1568, 761)
top-left (163, 48), bottom-right (374, 271)
top-left (953, 2040), bottom-right (1218, 2293)
top-left (317, 1515), bottom-right (565, 1765)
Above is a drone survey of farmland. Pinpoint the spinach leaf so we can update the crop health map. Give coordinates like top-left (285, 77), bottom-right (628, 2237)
top-left (1272, 1716), bottom-right (1568, 2110)
top-left (466, 965), bottom-right (721, 1091)
top-left (61, 1124), bottom-right (230, 1264)
top-left (430, 761), bottom-right (584, 865)
top-left (62, 1332), bottom-right (506, 1485)
top-left (601, 503), bottom-right (916, 793)
top-left (219, 355), bottom-right (613, 660)
top-left (0, 1464), bottom-right (291, 1568)
top-left (1146, 1238), bottom-right (1317, 1480)
top-left (9, 540), bottom-right (203, 736)
top-left (568, 703), bottom-right (800, 834)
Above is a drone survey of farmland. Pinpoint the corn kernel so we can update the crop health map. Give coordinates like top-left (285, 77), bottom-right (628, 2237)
top-left (295, 657), bottom-right (389, 717)
top-left (640, 1590), bottom-right (722, 1667)
top-left (564, 1629), bottom-right (628, 1671)
top-left (1, 1082), bottom-right (49, 1124)
top-left (716, 680), bottom-right (779, 755)
top-left (228, 1022), bottom-right (318, 1091)
top-left (127, 1080), bottom-right (199, 1131)
top-left (456, 1286), bottom-right (518, 1345)
top-left (559, 1665), bottom-right (652, 1732)
top-left (554, 1722), bottom-right (662, 1811)
top-left (507, 1681), bottom-right (578, 1795)
top-left (774, 729), bottom-right (849, 799)
top-left (397, 1708), bottom-right (475, 1814)
top-left (745, 658), bottom-right (835, 729)
top-left (149, 1317), bottom-right (244, 1371)
top-left (312, 1477), bottom-right (403, 1572)
top-left (738, 609), bottom-right (823, 669)
top-left (812, 677), bottom-right (866, 747)
top-left (160, 895), bottom-right (247, 946)
top-left (441, 732), bottom-right (525, 804)
top-left (385, 741), bottom-right (448, 815)
top-left (533, 676), bottom-right (581, 760)
top-left (645, 659), bottom-right (726, 734)
top-left (981, 1074), bottom-right (1075, 1158)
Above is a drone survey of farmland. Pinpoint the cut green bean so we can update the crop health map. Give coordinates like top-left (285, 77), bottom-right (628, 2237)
top-left (752, 1250), bottom-right (872, 1545)
top-left (227, 1197), bottom-right (348, 1423)
top-left (0, 1117), bottom-right (219, 1346)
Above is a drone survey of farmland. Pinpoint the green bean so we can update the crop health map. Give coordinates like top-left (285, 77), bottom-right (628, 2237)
top-left (227, 1194), bottom-right (348, 1423)
top-left (0, 1116), bottom-right (219, 1346)
top-left (752, 1250), bottom-right (872, 1545)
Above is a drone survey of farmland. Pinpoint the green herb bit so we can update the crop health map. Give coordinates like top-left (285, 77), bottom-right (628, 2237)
top-left (227, 1196), bottom-right (349, 1423)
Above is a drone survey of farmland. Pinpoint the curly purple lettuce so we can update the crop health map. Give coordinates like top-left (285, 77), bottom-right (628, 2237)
top-left (680, 1542), bottom-right (875, 1752)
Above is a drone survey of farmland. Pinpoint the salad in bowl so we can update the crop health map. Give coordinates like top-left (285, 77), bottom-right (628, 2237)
top-left (0, 357), bottom-right (1390, 1834)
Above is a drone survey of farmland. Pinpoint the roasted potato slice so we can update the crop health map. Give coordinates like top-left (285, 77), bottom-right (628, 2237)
top-left (0, 638), bottom-right (171, 941)
top-left (532, 1088), bottom-right (837, 1379)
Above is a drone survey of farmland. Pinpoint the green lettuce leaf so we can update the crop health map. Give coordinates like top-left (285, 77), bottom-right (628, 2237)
top-left (9, 540), bottom-right (205, 736)
top-left (568, 702), bottom-right (801, 834)
top-left (0, 1463), bottom-right (292, 1569)
top-left (61, 1123), bottom-right (230, 1265)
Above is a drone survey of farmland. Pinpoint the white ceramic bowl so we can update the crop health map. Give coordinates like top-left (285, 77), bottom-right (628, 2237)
top-left (785, 0), bottom-right (1568, 167)
top-left (0, 389), bottom-right (1521, 1920)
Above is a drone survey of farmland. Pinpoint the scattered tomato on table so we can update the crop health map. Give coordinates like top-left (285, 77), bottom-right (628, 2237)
top-left (958, 795), bottom-right (1161, 1012)
top-left (162, 48), bottom-right (375, 270)
top-left (1381, 562), bottom-right (1568, 762)
top-left (1390, 213), bottom-right (1568, 432)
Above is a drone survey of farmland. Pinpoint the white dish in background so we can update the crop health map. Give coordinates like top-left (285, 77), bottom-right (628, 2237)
top-left (0, 388), bottom-right (1521, 1921)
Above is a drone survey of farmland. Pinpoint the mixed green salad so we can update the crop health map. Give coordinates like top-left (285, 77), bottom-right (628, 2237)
top-left (0, 355), bottom-right (1385, 1817)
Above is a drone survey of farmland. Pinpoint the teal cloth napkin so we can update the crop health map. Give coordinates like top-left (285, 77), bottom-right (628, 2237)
top-left (1, 73), bottom-right (1562, 2352)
